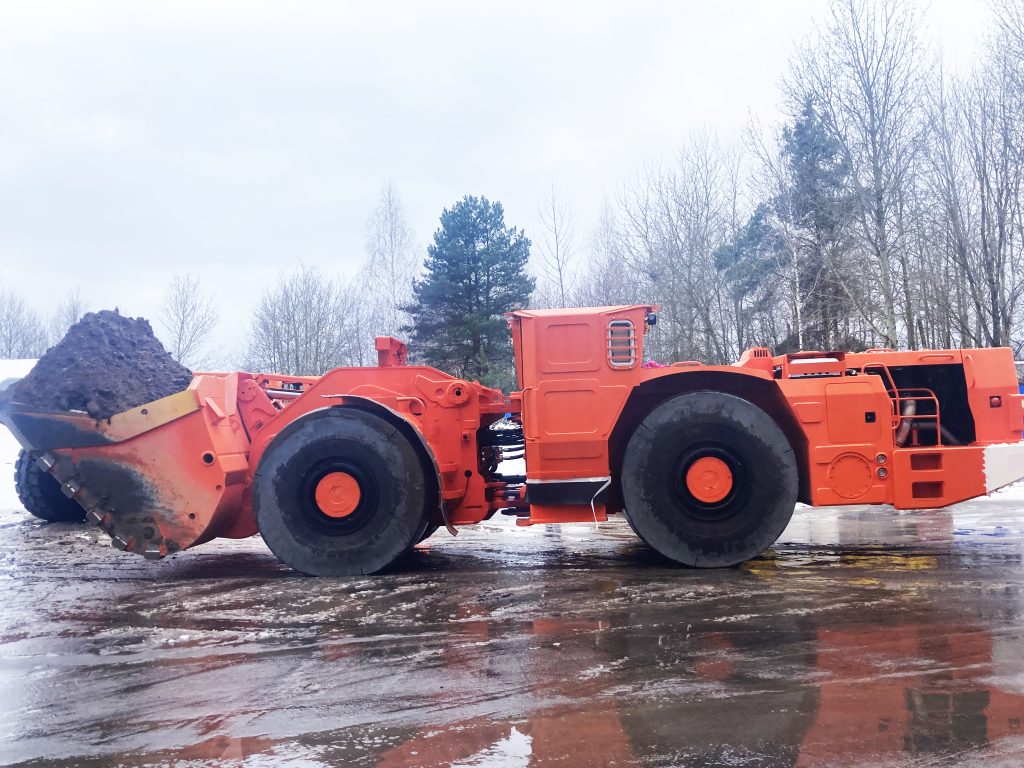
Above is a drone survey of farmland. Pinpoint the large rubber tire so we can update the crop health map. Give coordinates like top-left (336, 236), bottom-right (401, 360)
top-left (14, 449), bottom-right (87, 523)
top-left (621, 391), bottom-right (797, 567)
top-left (254, 407), bottom-right (429, 576)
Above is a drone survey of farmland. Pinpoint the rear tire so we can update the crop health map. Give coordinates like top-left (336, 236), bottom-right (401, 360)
top-left (14, 449), bottom-right (86, 523)
top-left (621, 391), bottom-right (797, 567)
top-left (254, 407), bottom-right (429, 576)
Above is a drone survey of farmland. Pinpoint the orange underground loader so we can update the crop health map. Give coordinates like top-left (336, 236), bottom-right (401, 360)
top-left (4, 305), bottom-right (1024, 575)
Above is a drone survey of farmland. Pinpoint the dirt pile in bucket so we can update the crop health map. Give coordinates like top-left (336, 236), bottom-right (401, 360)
top-left (9, 310), bottom-right (193, 420)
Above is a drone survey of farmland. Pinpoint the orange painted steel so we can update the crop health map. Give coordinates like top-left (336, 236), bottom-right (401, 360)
top-left (685, 457), bottom-right (733, 504)
top-left (3, 305), bottom-right (1024, 564)
top-left (314, 472), bottom-right (361, 518)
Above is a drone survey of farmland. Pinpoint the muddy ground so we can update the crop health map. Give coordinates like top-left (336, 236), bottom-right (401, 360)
top-left (2, 494), bottom-right (1024, 767)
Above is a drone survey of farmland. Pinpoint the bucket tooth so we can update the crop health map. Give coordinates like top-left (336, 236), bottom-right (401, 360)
top-left (61, 480), bottom-right (81, 499)
top-left (85, 502), bottom-right (109, 526)
top-left (75, 489), bottom-right (101, 515)
top-left (110, 532), bottom-right (138, 552)
top-left (90, 508), bottom-right (114, 535)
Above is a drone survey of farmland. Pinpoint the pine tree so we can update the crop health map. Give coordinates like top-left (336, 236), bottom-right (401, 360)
top-left (718, 98), bottom-right (858, 352)
top-left (713, 203), bottom-right (784, 351)
top-left (781, 97), bottom-right (857, 350)
top-left (404, 196), bottom-right (534, 389)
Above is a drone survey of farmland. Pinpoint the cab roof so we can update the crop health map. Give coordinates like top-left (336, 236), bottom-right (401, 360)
top-left (507, 304), bottom-right (657, 319)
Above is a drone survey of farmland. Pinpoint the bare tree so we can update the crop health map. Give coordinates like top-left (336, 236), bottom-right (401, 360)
top-left (994, 0), bottom-right (1024, 103)
top-left (533, 182), bottom-right (579, 308)
top-left (344, 295), bottom-right (377, 367)
top-left (748, 127), bottom-right (811, 349)
top-left (246, 265), bottom-right (361, 375)
top-left (923, 55), bottom-right (1024, 348)
top-left (361, 181), bottom-right (419, 339)
top-left (616, 136), bottom-right (738, 363)
top-left (560, 0), bottom-right (1024, 359)
top-left (158, 274), bottom-right (220, 370)
top-left (47, 287), bottom-right (87, 346)
top-left (0, 285), bottom-right (48, 358)
top-left (574, 201), bottom-right (645, 308)
top-left (788, 0), bottom-right (927, 347)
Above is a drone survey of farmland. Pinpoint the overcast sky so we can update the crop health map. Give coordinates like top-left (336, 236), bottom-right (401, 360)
top-left (0, 1), bottom-right (989, 363)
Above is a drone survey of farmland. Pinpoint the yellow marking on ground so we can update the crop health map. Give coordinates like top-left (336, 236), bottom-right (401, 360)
top-left (741, 559), bottom-right (780, 578)
top-left (838, 554), bottom-right (937, 571)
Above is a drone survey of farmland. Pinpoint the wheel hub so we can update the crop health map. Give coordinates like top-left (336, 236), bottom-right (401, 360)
top-left (685, 456), bottom-right (734, 504)
top-left (314, 471), bottom-right (362, 518)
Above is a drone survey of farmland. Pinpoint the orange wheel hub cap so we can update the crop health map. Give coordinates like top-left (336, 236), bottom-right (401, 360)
top-left (685, 456), bottom-right (733, 504)
top-left (314, 472), bottom-right (361, 518)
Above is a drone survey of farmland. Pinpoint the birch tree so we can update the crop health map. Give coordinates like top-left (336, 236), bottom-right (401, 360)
top-left (47, 287), bottom-right (87, 346)
top-left (788, 0), bottom-right (926, 346)
top-left (159, 274), bottom-right (220, 370)
top-left (246, 266), bottom-right (361, 375)
top-left (0, 285), bottom-right (48, 358)
top-left (533, 182), bottom-right (579, 308)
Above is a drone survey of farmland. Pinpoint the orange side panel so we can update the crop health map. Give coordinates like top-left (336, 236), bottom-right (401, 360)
top-left (522, 380), bottom-right (631, 481)
top-left (963, 348), bottom-right (1024, 443)
top-left (778, 376), bottom-right (896, 506)
top-left (890, 447), bottom-right (986, 509)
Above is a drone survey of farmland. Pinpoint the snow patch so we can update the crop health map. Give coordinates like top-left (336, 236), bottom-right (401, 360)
top-left (983, 442), bottom-right (1024, 493)
top-left (0, 360), bottom-right (36, 513)
top-left (0, 358), bottom-right (36, 395)
top-left (450, 726), bottom-right (532, 768)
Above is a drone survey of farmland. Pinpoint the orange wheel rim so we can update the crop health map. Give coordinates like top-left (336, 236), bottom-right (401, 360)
top-left (314, 471), bottom-right (362, 518)
top-left (685, 456), bottom-right (733, 504)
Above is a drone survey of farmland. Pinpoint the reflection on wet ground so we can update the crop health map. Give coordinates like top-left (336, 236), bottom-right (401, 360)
top-left (2, 489), bottom-right (1024, 767)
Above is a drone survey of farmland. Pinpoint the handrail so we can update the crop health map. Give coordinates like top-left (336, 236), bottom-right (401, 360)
top-left (863, 361), bottom-right (942, 446)
top-left (891, 387), bottom-right (942, 446)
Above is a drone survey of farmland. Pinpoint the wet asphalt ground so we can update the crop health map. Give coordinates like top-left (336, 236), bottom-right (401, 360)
top-left (2, 492), bottom-right (1024, 767)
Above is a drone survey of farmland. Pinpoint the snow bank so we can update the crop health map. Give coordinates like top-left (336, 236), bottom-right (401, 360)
top-left (0, 360), bottom-right (36, 512)
top-left (0, 358), bottom-right (36, 395)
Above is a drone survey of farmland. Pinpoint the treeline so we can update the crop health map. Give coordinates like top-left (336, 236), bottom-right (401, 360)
top-left (0, 287), bottom-right (86, 360)
top-left (0, 277), bottom-right (222, 370)
top-left (5, 0), bottom-right (1024, 375)
top-left (247, 192), bottom-right (533, 390)
top-left (536, 0), bottom-right (1024, 363)
top-left (0, 183), bottom-right (414, 371)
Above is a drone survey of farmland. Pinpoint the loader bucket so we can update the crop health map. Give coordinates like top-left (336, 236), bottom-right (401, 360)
top-left (0, 374), bottom-right (254, 559)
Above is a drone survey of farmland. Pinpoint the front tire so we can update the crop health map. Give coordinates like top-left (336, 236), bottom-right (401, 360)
top-left (254, 408), bottom-right (429, 576)
top-left (14, 449), bottom-right (86, 523)
top-left (621, 392), bottom-right (797, 567)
